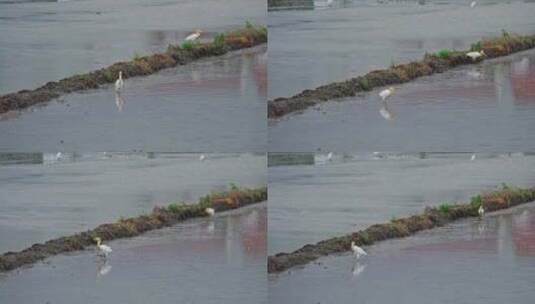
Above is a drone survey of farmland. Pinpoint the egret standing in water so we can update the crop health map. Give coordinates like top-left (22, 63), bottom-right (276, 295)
top-left (478, 205), bottom-right (485, 217)
top-left (205, 207), bottom-right (215, 216)
top-left (185, 30), bottom-right (202, 42)
top-left (94, 237), bottom-right (112, 257)
top-left (471, 154), bottom-right (476, 161)
top-left (470, 1), bottom-right (477, 8)
top-left (351, 241), bottom-right (367, 259)
top-left (199, 154), bottom-right (206, 161)
top-left (327, 152), bottom-right (333, 161)
top-left (379, 87), bottom-right (395, 101)
top-left (466, 50), bottom-right (485, 61)
top-left (115, 71), bottom-right (124, 92)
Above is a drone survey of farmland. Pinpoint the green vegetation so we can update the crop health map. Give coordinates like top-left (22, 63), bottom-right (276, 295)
top-left (181, 41), bottom-right (195, 50)
top-left (438, 203), bottom-right (452, 214)
top-left (470, 195), bottom-right (482, 209)
top-left (436, 49), bottom-right (452, 59)
top-left (213, 33), bottom-right (226, 46)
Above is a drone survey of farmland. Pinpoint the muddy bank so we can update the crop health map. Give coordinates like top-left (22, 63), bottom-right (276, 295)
top-left (268, 32), bottom-right (535, 118)
top-left (0, 186), bottom-right (267, 273)
top-left (0, 24), bottom-right (267, 114)
top-left (267, 185), bottom-right (535, 273)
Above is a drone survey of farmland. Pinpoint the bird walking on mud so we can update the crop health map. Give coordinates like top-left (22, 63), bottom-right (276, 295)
top-left (466, 50), bottom-right (485, 61)
top-left (478, 205), bottom-right (485, 217)
top-left (115, 71), bottom-right (124, 92)
top-left (351, 241), bottom-right (367, 259)
top-left (94, 237), bottom-right (112, 257)
top-left (205, 207), bottom-right (215, 217)
top-left (185, 30), bottom-right (203, 42)
top-left (379, 87), bottom-right (395, 101)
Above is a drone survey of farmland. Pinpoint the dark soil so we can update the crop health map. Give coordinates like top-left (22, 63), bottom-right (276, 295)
top-left (0, 186), bottom-right (267, 273)
top-left (0, 25), bottom-right (267, 115)
top-left (267, 186), bottom-right (535, 273)
top-left (268, 33), bottom-right (535, 118)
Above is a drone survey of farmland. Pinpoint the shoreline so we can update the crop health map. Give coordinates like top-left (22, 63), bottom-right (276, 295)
top-left (268, 32), bottom-right (535, 118)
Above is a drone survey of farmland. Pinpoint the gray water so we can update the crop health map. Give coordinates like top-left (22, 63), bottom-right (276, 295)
top-left (268, 152), bottom-right (535, 254)
top-left (269, 202), bottom-right (535, 304)
top-left (0, 47), bottom-right (267, 152)
top-left (0, 203), bottom-right (267, 304)
top-left (269, 49), bottom-right (535, 152)
top-left (0, 0), bottom-right (266, 94)
top-left (0, 152), bottom-right (266, 253)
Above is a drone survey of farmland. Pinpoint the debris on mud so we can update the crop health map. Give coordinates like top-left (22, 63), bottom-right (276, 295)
top-left (267, 185), bottom-right (535, 273)
top-left (268, 32), bottom-right (535, 118)
top-left (0, 186), bottom-right (267, 273)
top-left (0, 24), bottom-right (267, 114)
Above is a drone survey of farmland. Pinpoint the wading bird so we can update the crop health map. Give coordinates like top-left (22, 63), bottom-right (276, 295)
top-left (115, 71), bottom-right (124, 92)
top-left (466, 50), bottom-right (485, 61)
top-left (351, 241), bottom-right (367, 259)
top-left (327, 152), bottom-right (333, 161)
top-left (205, 208), bottom-right (215, 216)
top-left (470, 1), bottom-right (477, 8)
top-left (185, 30), bottom-right (203, 42)
top-left (199, 154), bottom-right (206, 161)
top-left (379, 87), bottom-right (395, 101)
top-left (471, 154), bottom-right (476, 161)
top-left (478, 205), bottom-right (485, 217)
top-left (94, 237), bottom-right (112, 257)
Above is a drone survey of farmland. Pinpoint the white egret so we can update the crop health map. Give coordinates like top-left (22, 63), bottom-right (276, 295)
top-left (379, 87), bottom-right (395, 101)
top-left (199, 154), bottom-right (206, 161)
top-left (94, 237), bottom-right (112, 257)
top-left (205, 207), bottom-right (215, 216)
top-left (478, 205), bottom-right (485, 217)
top-left (466, 50), bottom-right (485, 61)
top-left (470, 1), bottom-right (477, 8)
top-left (471, 154), bottom-right (476, 161)
top-left (351, 241), bottom-right (367, 259)
top-left (115, 71), bottom-right (124, 92)
top-left (327, 152), bottom-right (333, 161)
top-left (55, 152), bottom-right (64, 160)
top-left (185, 30), bottom-right (202, 42)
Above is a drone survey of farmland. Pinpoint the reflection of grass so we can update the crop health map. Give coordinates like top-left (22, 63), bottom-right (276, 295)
top-left (437, 49), bottom-right (452, 59)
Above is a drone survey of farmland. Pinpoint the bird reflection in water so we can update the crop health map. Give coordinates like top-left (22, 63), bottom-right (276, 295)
top-left (96, 258), bottom-right (112, 278)
top-left (379, 100), bottom-right (394, 121)
top-left (115, 92), bottom-right (126, 112)
top-left (351, 261), bottom-right (367, 278)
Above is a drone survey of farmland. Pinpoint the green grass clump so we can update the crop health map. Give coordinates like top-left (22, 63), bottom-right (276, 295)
top-left (438, 203), bottom-right (452, 214)
top-left (167, 203), bottom-right (189, 214)
top-left (181, 41), bottom-right (195, 50)
top-left (470, 41), bottom-right (482, 51)
top-left (470, 195), bottom-right (482, 209)
top-left (214, 33), bottom-right (226, 46)
top-left (437, 49), bottom-right (452, 59)
top-left (245, 20), bottom-right (254, 29)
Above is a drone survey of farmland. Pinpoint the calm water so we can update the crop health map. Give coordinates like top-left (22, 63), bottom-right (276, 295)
top-left (0, 47), bottom-right (267, 152)
top-left (269, 202), bottom-right (535, 304)
top-left (269, 49), bottom-right (535, 152)
top-left (268, 152), bottom-right (535, 254)
top-left (0, 0), bottom-right (266, 94)
top-left (0, 152), bottom-right (266, 253)
top-left (0, 204), bottom-right (267, 304)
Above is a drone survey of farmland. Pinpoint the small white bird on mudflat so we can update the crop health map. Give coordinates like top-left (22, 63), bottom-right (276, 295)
top-left (379, 87), bottom-right (395, 101)
top-left (94, 237), bottom-right (112, 257)
top-left (115, 71), bottom-right (124, 92)
top-left (185, 30), bottom-right (203, 42)
top-left (470, 1), bottom-right (477, 8)
top-left (478, 205), bottom-right (485, 217)
top-left (351, 241), bottom-right (367, 258)
top-left (205, 208), bottom-right (215, 216)
top-left (466, 50), bottom-right (485, 61)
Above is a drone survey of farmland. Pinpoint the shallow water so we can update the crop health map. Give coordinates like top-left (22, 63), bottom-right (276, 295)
top-left (269, 49), bottom-right (535, 152)
top-left (0, 0), bottom-right (266, 94)
top-left (0, 152), bottom-right (266, 253)
top-left (269, 202), bottom-right (535, 304)
top-left (268, 152), bottom-right (535, 254)
top-left (0, 47), bottom-right (267, 152)
top-left (268, 0), bottom-right (535, 98)
top-left (0, 203), bottom-right (267, 304)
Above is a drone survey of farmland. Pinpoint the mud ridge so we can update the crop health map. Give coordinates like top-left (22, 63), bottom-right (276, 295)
top-left (0, 24), bottom-right (267, 114)
top-left (0, 186), bottom-right (267, 273)
top-left (267, 185), bottom-right (535, 273)
top-left (268, 32), bottom-right (535, 118)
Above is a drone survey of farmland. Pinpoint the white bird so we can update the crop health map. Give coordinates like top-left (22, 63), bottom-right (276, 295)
top-left (379, 87), bottom-right (395, 101)
top-left (94, 237), bottom-right (112, 257)
top-left (205, 208), bottom-right (215, 216)
top-left (470, 1), bottom-right (477, 8)
top-left (351, 241), bottom-right (367, 258)
top-left (199, 154), bottom-right (206, 161)
top-left (471, 154), bottom-right (476, 161)
top-left (478, 205), bottom-right (485, 217)
top-left (466, 50), bottom-right (485, 61)
top-left (185, 30), bottom-right (202, 42)
top-left (115, 71), bottom-right (124, 92)
top-left (55, 152), bottom-right (64, 160)
top-left (327, 152), bottom-right (333, 161)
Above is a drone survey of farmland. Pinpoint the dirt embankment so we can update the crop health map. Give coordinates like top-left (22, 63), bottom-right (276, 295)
top-left (0, 186), bottom-right (267, 273)
top-left (268, 32), bottom-right (535, 118)
top-left (0, 24), bottom-right (267, 115)
top-left (267, 186), bottom-right (535, 273)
